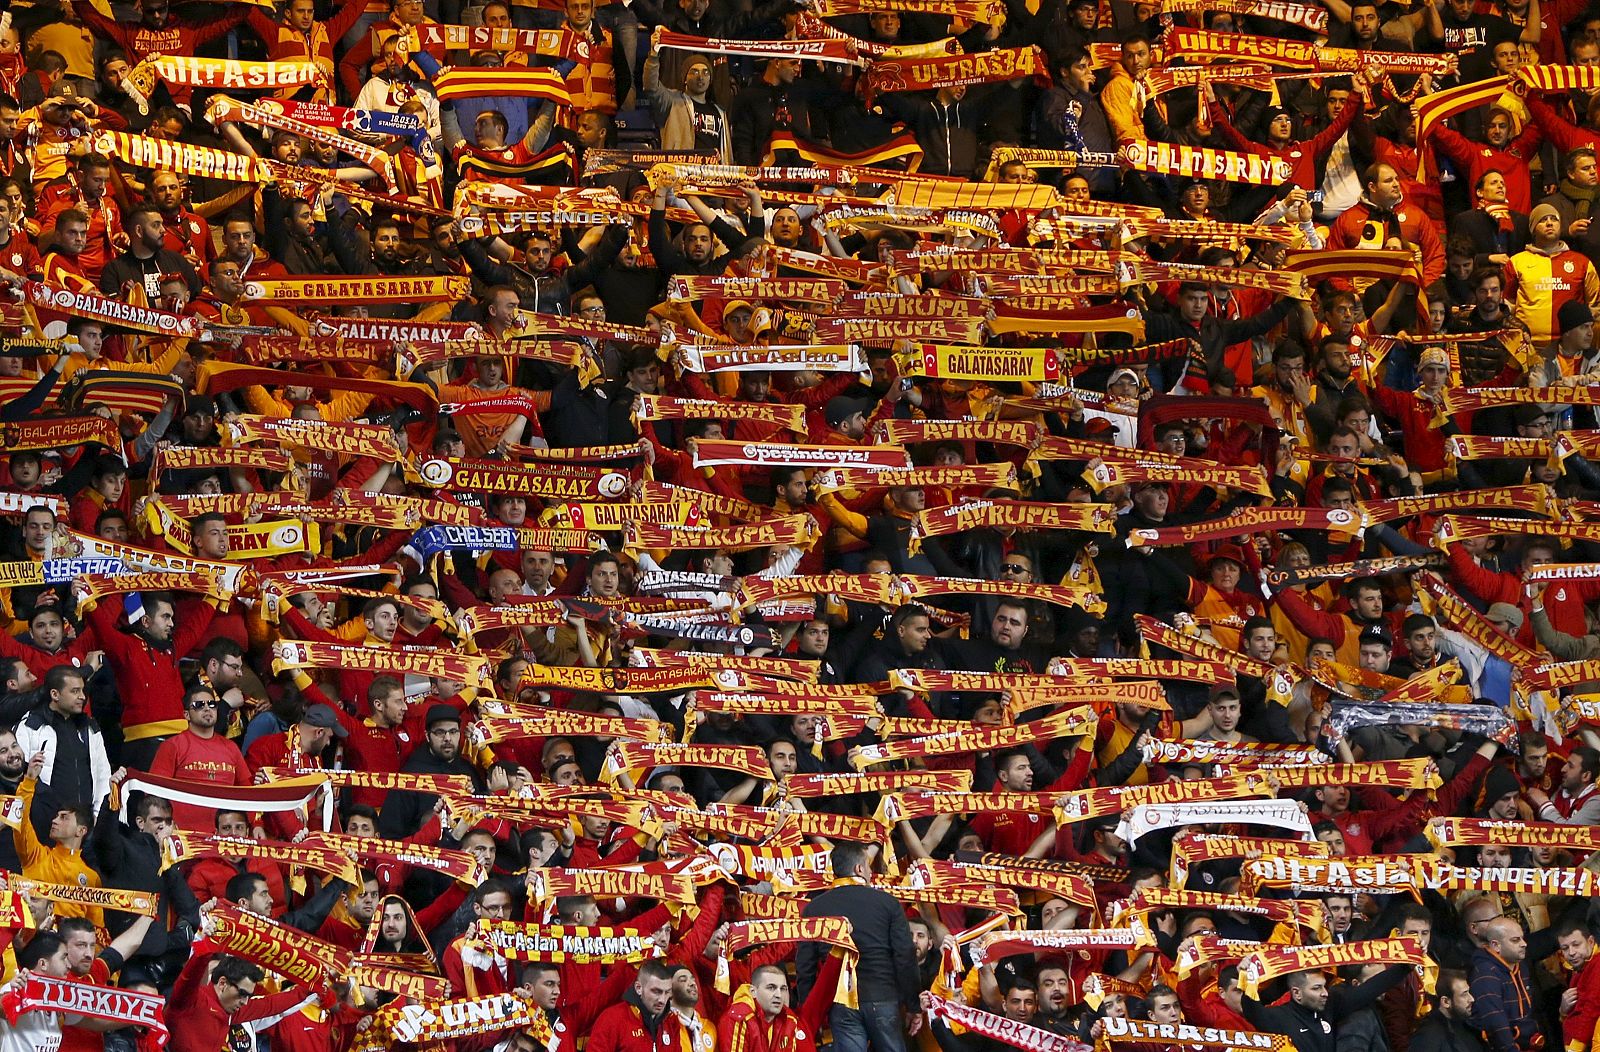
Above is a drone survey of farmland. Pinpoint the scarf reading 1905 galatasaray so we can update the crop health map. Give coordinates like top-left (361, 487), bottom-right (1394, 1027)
top-left (1, 975), bottom-right (168, 1048)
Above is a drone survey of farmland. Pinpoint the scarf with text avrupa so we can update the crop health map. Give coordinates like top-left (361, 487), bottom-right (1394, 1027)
top-left (1436, 514), bottom-right (1600, 552)
top-left (155, 444), bottom-right (295, 474)
top-left (468, 921), bottom-right (665, 963)
top-left (272, 639), bottom-right (492, 687)
top-left (197, 901), bottom-right (351, 984)
top-left (1, 975), bottom-right (167, 1048)
top-left (624, 515), bottom-right (821, 553)
top-left (1101, 1016), bottom-right (1291, 1052)
top-left (1437, 385), bottom-right (1600, 425)
top-left (781, 770), bottom-right (973, 797)
top-left (1113, 887), bottom-right (1329, 941)
top-left (863, 45), bottom-right (1048, 104)
top-left (452, 794), bottom-right (662, 836)
top-left (897, 573), bottom-right (1099, 611)
top-left (161, 832), bottom-right (360, 885)
top-left (668, 275), bottom-right (847, 303)
top-left (1126, 505), bottom-right (1362, 546)
top-left (1054, 773), bottom-right (1274, 825)
top-left (1119, 799), bottom-right (1310, 846)
top-left (1416, 572), bottom-right (1542, 668)
top-left (1448, 435), bottom-right (1551, 462)
top-left (629, 647), bottom-right (818, 680)
top-left (1239, 854), bottom-right (1422, 897)
top-left (474, 710), bottom-right (671, 748)
top-left (821, 315), bottom-right (985, 343)
top-left (1253, 759), bottom-right (1441, 793)
top-left (1141, 62), bottom-right (1278, 98)
top-left (874, 790), bottom-right (1061, 825)
top-left (1239, 936), bottom-right (1434, 998)
top-left (906, 856), bottom-right (1097, 911)
top-left (885, 246), bottom-right (1113, 276)
top-left (295, 828), bottom-right (483, 885)
top-left (73, 567), bottom-right (230, 611)
top-left (399, 23), bottom-right (590, 61)
top-left (1087, 456), bottom-right (1274, 499)
top-left (891, 501), bottom-right (1105, 549)
top-left (1134, 615), bottom-right (1292, 702)
top-left (688, 689), bottom-right (881, 719)
top-left (632, 394), bottom-right (805, 434)
top-left (874, 418), bottom-right (1043, 449)
top-left (808, 462), bottom-right (1016, 496)
top-left (732, 572), bottom-right (900, 609)
top-left (349, 958), bottom-right (449, 1003)
top-left (1426, 816), bottom-right (1600, 853)
top-left (851, 705), bottom-right (1096, 769)
top-left (1047, 656), bottom-right (1235, 684)
top-left (719, 918), bottom-right (858, 1004)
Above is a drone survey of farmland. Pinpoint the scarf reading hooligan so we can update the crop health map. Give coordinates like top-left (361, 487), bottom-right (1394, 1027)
top-left (2, 975), bottom-right (168, 1048)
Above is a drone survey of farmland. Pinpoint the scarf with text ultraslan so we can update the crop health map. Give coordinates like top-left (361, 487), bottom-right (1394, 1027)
top-left (675, 344), bottom-right (868, 374)
top-left (1102, 1017), bottom-right (1292, 1052)
top-left (2, 975), bottom-right (168, 1048)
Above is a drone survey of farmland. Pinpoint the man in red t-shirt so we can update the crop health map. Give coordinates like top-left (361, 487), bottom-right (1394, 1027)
top-left (149, 682), bottom-right (253, 831)
top-left (57, 914), bottom-right (156, 1052)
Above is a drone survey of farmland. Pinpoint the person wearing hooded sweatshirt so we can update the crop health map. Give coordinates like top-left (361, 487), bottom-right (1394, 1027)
top-left (1506, 202), bottom-right (1600, 343)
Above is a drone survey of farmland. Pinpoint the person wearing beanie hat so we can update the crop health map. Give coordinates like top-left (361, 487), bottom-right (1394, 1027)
top-left (377, 699), bottom-right (480, 840)
top-left (1369, 338), bottom-right (1453, 483)
top-left (1507, 193), bottom-right (1600, 343)
top-left (1478, 763), bottom-right (1524, 819)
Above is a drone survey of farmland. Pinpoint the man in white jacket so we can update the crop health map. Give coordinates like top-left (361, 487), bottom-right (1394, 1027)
top-left (15, 665), bottom-right (110, 823)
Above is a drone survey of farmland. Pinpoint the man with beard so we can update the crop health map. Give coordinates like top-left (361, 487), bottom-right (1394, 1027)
top-left (377, 706), bottom-right (483, 839)
top-left (649, 174), bottom-right (756, 276)
top-left (940, 602), bottom-right (1047, 676)
top-left (98, 204), bottom-right (198, 301)
top-left (1328, 162), bottom-right (1447, 289)
top-left (668, 964), bottom-right (716, 1052)
top-left (1411, 971), bottom-right (1484, 1052)
top-left (83, 589), bottom-right (216, 769)
top-left (146, 170), bottom-right (210, 268)
top-left (37, 150), bottom-right (123, 281)
top-left (0, 727), bottom-right (26, 872)
top-left (1034, 966), bottom-right (1074, 1034)
top-left (1428, 107), bottom-right (1543, 214)
top-left (149, 682), bottom-right (251, 830)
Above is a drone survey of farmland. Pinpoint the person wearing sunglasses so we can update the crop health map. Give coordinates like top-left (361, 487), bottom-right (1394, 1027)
top-left (147, 683), bottom-right (251, 831)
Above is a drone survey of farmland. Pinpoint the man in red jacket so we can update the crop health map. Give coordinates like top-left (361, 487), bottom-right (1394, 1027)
top-left (1328, 162), bottom-right (1447, 291)
top-left (590, 960), bottom-right (682, 1052)
top-left (81, 587), bottom-right (217, 770)
top-left (719, 964), bottom-right (822, 1052)
top-left (1557, 918), bottom-right (1600, 1052)
top-left (167, 952), bottom-right (323, 1052)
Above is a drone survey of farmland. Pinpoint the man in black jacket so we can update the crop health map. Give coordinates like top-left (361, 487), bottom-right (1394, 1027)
top-left (377, 705), bottom-right (483, 840)
top-left (98, 204), bottom-right (200, 302)
top-left (798, 841), bottom-right (922, 1052)
top-left (1411, 971), bottom-right (1485, 1052)
top-left (1243, 963), bottom-right (1410, 1052)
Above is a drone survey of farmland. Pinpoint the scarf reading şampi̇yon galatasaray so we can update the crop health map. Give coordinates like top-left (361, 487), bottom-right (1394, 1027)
top-left (2, 975), bottom-right (168, 1047)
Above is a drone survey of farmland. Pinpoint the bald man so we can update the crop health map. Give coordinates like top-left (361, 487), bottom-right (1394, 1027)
top-left (1469, 918), bottom-right (1539, 1052)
